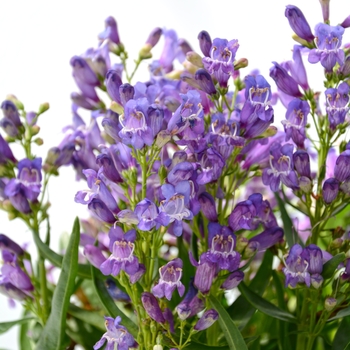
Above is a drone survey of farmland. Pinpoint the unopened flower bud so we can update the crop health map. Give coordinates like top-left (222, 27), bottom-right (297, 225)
top-left (311, 274), bottom-right (323, 289)
top-left (141, 292), bottom-right (165, 324)
top-left (285, 5), bottom-right (314, 42)
top-left (331, 238), bottom-right (343, 249)
top-left (186, 51), bottom-right (203, 68)
top-left (322, 178), bottom-right (340, 204)
top-left (325, 297), bottom-right (337, 311)
top-left (194, 309), bottom-right (218, 331)
top-left (319, 0), bottom-right (330, 23)
top-left (38, 102), bottom-right (50, 115)
top-left (110, 101), bottom-right (124, 115)
top-left (234, 58), bottom-right (248, 70)
top-left (34, 138), bottom-right (43, 146)
top-left (197, 30), bottom-right (212, 57)
top-left (153, 345), bottom-right (163, 350)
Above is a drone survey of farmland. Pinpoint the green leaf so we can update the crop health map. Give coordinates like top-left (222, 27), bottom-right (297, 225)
top-left (32, 225), bottom-right (91, 279)
top-left (209, 295), bottom-right (248, 350)
top-left (68, 304), bottom-right (105, 331)
top-left (36, 218), bottom-right (80, 350)
top-left (332, 316), bottom-right (350, 350)
top-left (188, 343), bottom-right (230, 350)
top-left (238, 282), bottom-right (297, 323)
top-left (228, 250), bottom-right (273, 328)
top-left (322, 253), bottom-right (345, 280)
top-left (275, 192), bottom-right (300, 247)
top-left (328, 305), bottom-right (350, 322)
top-left (91, 266), bottom-right (138, 338)
top-left (19, 318), bottom-right (33, 350)
top-left (0, 317), bottom-right (34, 334)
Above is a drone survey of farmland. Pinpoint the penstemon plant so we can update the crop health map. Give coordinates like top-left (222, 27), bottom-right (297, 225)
top-left (1, 2), bottom-right (350, 350)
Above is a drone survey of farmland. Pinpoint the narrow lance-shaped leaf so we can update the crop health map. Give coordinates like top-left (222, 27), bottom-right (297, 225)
top-left (32, 225), bottom-right (91, 279)
top-left (209, 295), bottom-right (248, 350)
top-left (238, 282), bottom-right (297, 323)
top-left (322, 252), bottom-right (345, 280)
top-left (36, 217), bottom-right (80, 350)
top-left (91, 266), bottom-right (138, 338)
top-left (332, 316), bottom-right (350, 350)
top-left (275, 192), bottom-right (301, 247)
top-left (0, 317), bottom-right (34, 334)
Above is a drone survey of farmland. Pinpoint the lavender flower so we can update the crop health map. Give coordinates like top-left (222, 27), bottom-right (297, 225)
top-left (152, 258), bottom-right (185, 300)
top-left (100, 228), bottom-right (142, 279)
top-left (308, 23), bottom-right (345, 72)
top-left (202, 37), bottom-right (239, 87)
top-left (283, 244), bottom-right (310, 288)
top-left (262, 143), bottom-right (299, 192)
top-left (281, 99), bottom-right (309, 148)
top-left (334, 150), bottom-right (350, 182)
top-left (322, 178), bottom-right (340, 204)
top-left (93, 316), bottom-right (136, 350)
top-left (141, 292), bottom-right (165, 324)
top-left (325, 82), bottom-right (350, 130)
top-left (98, 16), bottom-right (121, 45)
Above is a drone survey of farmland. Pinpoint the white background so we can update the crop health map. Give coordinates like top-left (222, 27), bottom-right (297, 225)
top-left (0, 0), bottom-right (349, 348)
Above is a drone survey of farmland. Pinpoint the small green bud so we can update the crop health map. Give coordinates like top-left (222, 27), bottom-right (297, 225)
top-left (331, 238), bottom-right (343, 249)
top-left (34, 138), bottom-right (44, 146)
top-left (38, 102), bottom-right (50, 114)
top-left (182, 60), bottom-right (197, 74)
top-left (158, 165), bottom-right (168, 185)
top-left (186, 51), bottom-right (203, 67)
top-left (235, 236), bottom-right (248, 253)
top-left (31, 125), bottom-right (40, 136)
top-left (165, 70), bottom-right (183, 80)
top-left (234, 58), bottom-right (248, 70)
top-left (139, 43), bottom-right (153, 59)
top-left (110, 101), bottom-right (124, 114)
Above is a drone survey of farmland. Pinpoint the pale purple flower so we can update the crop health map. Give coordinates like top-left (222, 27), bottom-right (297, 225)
top-left (152, 258), bottom-right (185, 300)
top-left (93, 316), bottom-right (136, 350)
top-left (194, 309), bottom-right (219, 331)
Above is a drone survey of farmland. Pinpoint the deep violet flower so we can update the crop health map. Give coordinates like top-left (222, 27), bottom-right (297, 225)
top-left (285, 5), bottom-right (314, 42)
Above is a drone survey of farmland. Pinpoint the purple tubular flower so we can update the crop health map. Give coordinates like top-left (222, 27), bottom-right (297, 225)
top-left (283, 244), bottom-right (310, 287)
top-left (145, 27), bottom-right (162, 47)
top-left (96, 154), bottom-right (123, 183)
top-left (119, 84), bottom-right (135, 106)
top-left (293, 150), bottom-right (311, 178)
top-left (270, 62), bottom-right (303, 98)
top-left (159, 29), bottom-right (178, 73)
top-left (341, 15), bottom-right (350, 29)
top-left (319, 0), bottom-right (330, 23)
top-left (152, 258), bottom-right (185, 300)
top-left (281, 99), bottom-right (309, 148)
top-left (88, 198), bottom-right (116, 224)
top-left (221, 270), bottom-right (244, 290)
top-left (0, 235), bottom-right (24, 256)
top-left (203, 38), bottom-right (239, 87)
top-left (262, 143), bottom-right (299, 192)
top-left (100, 228), bottom-right (140, 277)
top-left (198, 192), bottom-right (218, 222)
top-left (0, 281), bottom-right (28, 301)
top-left (240, 75), bottom-right (274, 138)
top-left (159, 181), bottom-right (193, 237)
top-left (83, 245), bottom-right (106, 268)
top-left (105, 70), bottom-right (123, 104)
top-left (334, 150), bottom-right (350, 182)
top-left (249, 226), bottom-right (284, 250)
top-left (228, 193), bottom-right (277, 232)
top-left (98, 16), bottom-right (120, 45)
top-left (70, 56), bottom-right (99, 86)
top-left (325, 82), bottom-right (350, 130)
top-left (207, 223), bottom-right (240, 271)
top-left (134, 199), bottom-right (160, 231)
top-left (194, 69), bottom-right (217, 95)
top-left (304, 244), bottom-right (323, 274)
top-left (194, 309), bottom-right (219, 331)
top-left (285, 6), bottom-right (314, 42)
top-left (75, 169), bottom-right (119, 214)
top-left (322, 178), bottom-right (339, 204)
top-left (198, 30), bottom-right (212, 57)
top-left (141, 292), bottom-right (165, 324)
top-left (1, 101), bottom-right (22, 127)
top-left (118, 98), bottom-right (154, 149)
top-left (190, 252), bottom-right (217, 294)
top-left (5, 157), bottom-right (42, 201)
top-left (0, 134), bottom-right (16, 164)
top-left (1, 264), bottom-right (33, 291)
top-left (93, 316), bottom-right (136, 350)
top-left (308, 23), bottom-right (345, 72)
